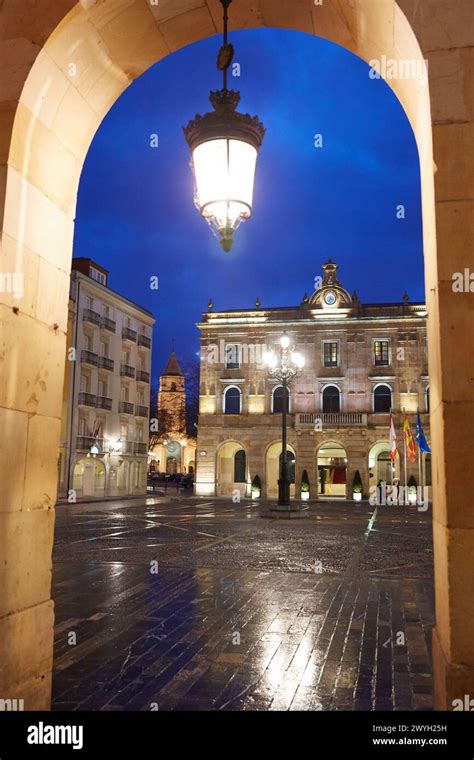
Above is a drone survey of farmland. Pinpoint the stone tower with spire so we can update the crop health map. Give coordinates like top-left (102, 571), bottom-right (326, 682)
top-left (149, 351), bottom-right (196, 475)
top-left (157, 351), bottom-right (186, 435)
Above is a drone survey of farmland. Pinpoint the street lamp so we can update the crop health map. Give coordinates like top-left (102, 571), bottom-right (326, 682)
top-left (183, 0), bottom-right (265, 252)
top-left (264, 333), bottom-right (305, 508)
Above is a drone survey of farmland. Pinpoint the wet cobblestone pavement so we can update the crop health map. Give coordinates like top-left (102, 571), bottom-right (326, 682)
top-left (52, 497), bottom-right (434, 711)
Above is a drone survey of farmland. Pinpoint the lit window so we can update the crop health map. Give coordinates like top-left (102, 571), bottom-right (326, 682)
top-left (374, 340), bottom-right (390, 366)
top-left (323, 341), bottom-right (338, 367)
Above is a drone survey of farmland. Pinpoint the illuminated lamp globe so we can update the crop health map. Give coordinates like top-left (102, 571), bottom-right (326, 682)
top-left (183, 89), bottom-right (265, 252)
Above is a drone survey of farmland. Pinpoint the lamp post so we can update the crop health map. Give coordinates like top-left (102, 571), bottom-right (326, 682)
top-left (264, 333), bottom-right (305, 509)
top-left (183, 0), bottom-right (265, 252)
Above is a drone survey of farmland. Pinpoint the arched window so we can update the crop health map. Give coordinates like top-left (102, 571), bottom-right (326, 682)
top-left (234, 449), bottom-right (246, 483)
top-left (279, 451), bottom-right (295, 483)
top-left (224, 386), bottom-right (241, 414)
top-left (272, 385), bottom-right (290, 413)
top-left (322, 385), bottom-right (340, 413)
top-left (374, 384), bottom-right (392, 413)
top-left (426, 386), bottom-right (430, 413)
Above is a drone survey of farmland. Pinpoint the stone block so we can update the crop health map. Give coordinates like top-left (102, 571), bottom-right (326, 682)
top-left (0, 509), bottom-right (54, 619)
top-left (0, 600), bottom-right (54, 709)
top-left (0, 304), bottom-right (67, 419)
top-left (3, 167), bottom-right (75, 268)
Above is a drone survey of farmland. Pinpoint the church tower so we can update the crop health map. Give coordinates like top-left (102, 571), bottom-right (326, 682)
top-left (149, 351), bottom-right (196, 476)
top-left (158, 351), bottom-right (186, 435)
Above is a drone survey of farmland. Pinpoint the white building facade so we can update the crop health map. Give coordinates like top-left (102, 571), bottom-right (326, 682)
top-left (59, 258), bottom-right (154, 499)
top-left (195, 261), bottom-right (431, 501)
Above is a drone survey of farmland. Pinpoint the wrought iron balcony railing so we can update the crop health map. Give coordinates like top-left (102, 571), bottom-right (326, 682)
top-left (120, 364), bottom-right (135, 379)
top-left (119, 401), bottom-right (134, 414)
top-left (137, 334), bottom-right (151, 349)
top-left (76, 436), bottom-right (104, 451)
top-left (134, 442), bottom-right (148, 455)
top-left (122, 327), bottom-right (137, 342)
top-left (98, 356), bottom-right (114, 372)
top-left (101, 316), bottom-right (116, 333)
top-left (83, 308), bottom-right (101, 326)
top-left (135, 405), bottom-right (148, 418)
top-left (136, 370), bottom-right (150, 383)
top-left (80, 350), bottom-right (99, 366)
top-left (78, 392), bottom-right (97, 407)
top-left (96, 396), bottom-right (112, 410)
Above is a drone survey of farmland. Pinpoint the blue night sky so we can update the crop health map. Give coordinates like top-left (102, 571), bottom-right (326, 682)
top-left (73, 28), bottom-right (424, 385)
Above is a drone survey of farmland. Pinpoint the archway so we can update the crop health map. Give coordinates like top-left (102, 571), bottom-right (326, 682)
top-left (317, 442), bottom-right (347, 498)
top-left (72, 456), bottom-right (106, 498)
top-left (0, 0), bottom-right (470, 711)
top-left (265, 441), bottom-right (296, 499)
top-left (216, 441), bottom-right (248, 497)
top-left (368, 441), bottom-right (401, 491)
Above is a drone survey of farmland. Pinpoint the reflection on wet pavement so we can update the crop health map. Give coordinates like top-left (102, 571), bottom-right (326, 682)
top-left (52, 498), bottom-right (434, 711)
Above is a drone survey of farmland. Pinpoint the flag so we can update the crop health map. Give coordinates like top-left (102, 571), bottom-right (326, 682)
top-left (416, 411), bottom-right (431, 454)
top-left (403, 416), bottom-right (418, 463)
top-left (389, 413), bottom-right (397, 461)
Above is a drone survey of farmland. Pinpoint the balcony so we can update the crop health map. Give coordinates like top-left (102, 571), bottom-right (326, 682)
top-left (121, 441), bottom-right (134, 454)
top-left (296, 412), bottom-right (367, 428)
top-left (101, 316), bottom-right (116, 333)
top-left (119, 401), bottom-right (134, 414)
top-left (78, 392), bottom-right (97, 407)
top-left (122, 327), bottom-right (137, 342)
top-left (135, 442), bottom-right (148, 455)
top-left (136, 369), bottom-right (150, 383)
top-left (83, 308), bottom-right (101, 326)
top-left (135, 405), bottom-right (148, 417)
top-left (96, 396), bottom-right (112, 410)
top-left (81, 350), bottom-right (99, 366)
top-left (98, 356), bottom-right (114, 372)
top-left (138, 334), bottom-right (151, 349)
top-left (120, 364), bottom-right (135, 379)
top-left (76, 436), bottom-right (104, 451)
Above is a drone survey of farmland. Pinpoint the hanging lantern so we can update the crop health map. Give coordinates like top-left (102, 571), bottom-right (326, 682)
top-left (183, 0), bottom-right (265, 252)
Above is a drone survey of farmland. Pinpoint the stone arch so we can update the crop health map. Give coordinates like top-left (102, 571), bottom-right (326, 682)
top-left (0, 0), bottom-right (470, 711)
top-left (316, 440), bottom-right (347, 498)
top-left (368, 440), bottom-right (401, 487)
top-left (265, 439), bottom-right (296, 500)
top-left (216, 439), bottom-right (248, 497)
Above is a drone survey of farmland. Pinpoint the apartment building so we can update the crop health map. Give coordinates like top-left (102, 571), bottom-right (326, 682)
top-left (58, 258), bottom-right (154, 499)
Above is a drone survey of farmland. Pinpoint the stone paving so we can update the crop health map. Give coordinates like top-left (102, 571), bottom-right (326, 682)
top-left (51, 497), bottom-right (434, 711)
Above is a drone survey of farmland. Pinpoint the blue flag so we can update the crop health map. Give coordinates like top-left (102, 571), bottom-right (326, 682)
top-left (416, 412), bottom-right (431, 454)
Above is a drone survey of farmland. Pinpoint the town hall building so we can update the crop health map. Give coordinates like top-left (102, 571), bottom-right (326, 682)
top-left (195, 261), bottom-right (431, 500)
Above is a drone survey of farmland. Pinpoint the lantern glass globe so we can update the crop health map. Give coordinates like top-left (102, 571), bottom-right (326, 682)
top-left (280, 334), bottom-right (290, 349)
top-left (292, 351), bottom-right (305, 369)
top-left (263, 351), bottom-right (277, 368)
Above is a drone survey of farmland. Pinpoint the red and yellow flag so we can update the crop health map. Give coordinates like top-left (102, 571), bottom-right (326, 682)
top-left (403, 417), bottom-right (418, 463)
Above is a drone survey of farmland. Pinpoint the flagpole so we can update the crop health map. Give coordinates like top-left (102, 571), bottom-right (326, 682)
top-left (403, 412), bottom-right (407, 493)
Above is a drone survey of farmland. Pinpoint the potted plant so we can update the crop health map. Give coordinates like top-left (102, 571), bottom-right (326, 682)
top-left (251, 474), bottom-right (262, 499)
top-left (407, 475), bottom-right (417, 504)
top-left (301, 469), bottom-right (310, 501)
top-left (352, 470), bottom-right (363, 501)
